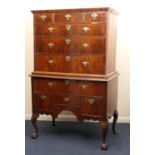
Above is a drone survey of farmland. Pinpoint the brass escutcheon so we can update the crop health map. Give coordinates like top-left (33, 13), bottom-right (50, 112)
top-left (66, 24), bottom-right (71, 31)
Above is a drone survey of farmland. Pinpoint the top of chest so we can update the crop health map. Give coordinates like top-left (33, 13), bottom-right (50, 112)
top-left (32, 7), bottom-right (118, 24)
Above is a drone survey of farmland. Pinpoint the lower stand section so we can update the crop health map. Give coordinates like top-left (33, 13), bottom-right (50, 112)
top-left (31, 113), bottom-right (39, 139)
top-left (100, 121), bottom-right (109, 150)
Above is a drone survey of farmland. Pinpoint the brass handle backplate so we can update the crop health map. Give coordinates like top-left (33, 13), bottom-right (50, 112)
top-left (48, 26), bottom-right (55, 32)
top-left (48, 42), bottom-right (54, 48)
top-left (40, 15), bottom-right (47, 21)
top-left (40, 95), bottom-right (47, 101)
top-left (64, 97), bottom-right (70, 102)
top-left (65, 14), bottom-right (71, 20)
top-left (66, 24), bottom-right (71, 31)
top-left (81, 84), bottom-right (88, 90)
top-left (82, 26), bottom-right (90, 33)
top-left (65, 56), bottom-right (71, 61)
top-left (65, 39), bottom-right (71, 45)
top-left (82, 43), bottom-right (89, 49)
top-left (88, 98), bottom-right (95, 105)
top-left (81, 61), bottom-right (89, 67)
top-left (48, 59), bottom-right (54, 65)
top-left (91, 13), bottom-right (98, 20)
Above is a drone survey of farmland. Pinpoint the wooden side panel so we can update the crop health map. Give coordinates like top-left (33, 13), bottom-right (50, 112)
top-left (107, 76), bottom-right (118, 117)
top-left (105, 12), bottom-right (117, 74)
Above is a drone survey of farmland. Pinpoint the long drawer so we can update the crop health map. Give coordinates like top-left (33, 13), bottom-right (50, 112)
top-left (35, 37), bottom-right (105, 54)
top-left (35, 23), bottom-right (106, 36)
top-left (34, 54), bottom-right (105, 74)
top-left (34, 11), bottom-right (107, 24)
top-left (32, 78), bottom-right (106, 97)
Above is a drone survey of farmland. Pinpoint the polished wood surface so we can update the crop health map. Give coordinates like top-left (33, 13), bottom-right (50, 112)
top-left (30, 7), bottom-right (119, 150)
top-left (35, 37), bottom-right (105, 53)
top-left (34, 54), bottom-right (105, 74)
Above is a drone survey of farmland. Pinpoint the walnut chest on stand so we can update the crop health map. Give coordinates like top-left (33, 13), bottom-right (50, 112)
top-left (30, 7), bottom-right (119, 150)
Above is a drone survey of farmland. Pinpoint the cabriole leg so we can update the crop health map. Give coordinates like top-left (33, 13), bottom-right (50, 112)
top-left (100, 120), bottom-right (109, 150)
top-left (112, 110), bottom-right (119, 134)
top-left (31, 113), bottom-right (39, 139)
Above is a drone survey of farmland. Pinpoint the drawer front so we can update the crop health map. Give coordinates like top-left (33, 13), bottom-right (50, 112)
top-left (84, 11), bottom-right (106, 22)
top-left (33, 78), bottom-right (106, 97)
top-left (33, 93), bottom-right (54, 112)
top-left (70, 55), bottom-right (105, 74)
top-left (35, 54), bottom-right (67, 72)
top-left (33, 78), bottom-right (72, 93)
top-left (35, 23), bottom-right (106, 36)
top-left (53, 94), bottom-right (80, 107)
top-left (35, 37), bottom-right (105, 54)
top-left (34, 13), bottom-right (53, 24)
top-left (35, 54), bottom-right (105, 74)
top-left (72, 81), bottom-right (106, 96)
top-left (54, 12), bottom-right (83, 23)
top-left (81, 97), bottom-right (105, 116)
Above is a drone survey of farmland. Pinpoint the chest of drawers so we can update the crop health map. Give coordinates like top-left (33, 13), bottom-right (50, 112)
top-left (30, 7), bottom-right (119, 150)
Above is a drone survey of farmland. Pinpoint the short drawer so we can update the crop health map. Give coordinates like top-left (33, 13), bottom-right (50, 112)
top-left (53, 94), bottom-right (80, 107)
top-left (35, 23), bottom-right (106, 36)
top-left (33, 78), bottom-right (72, 93)
top-left (34, 13), bottom-right (53, 24)
top-left (72, 81), bottom-right (107, 96)
top-left (34, 54), bottom-right (105, 74)
top-left (35, 37), bottom-right (105, 54)
top-left (84, 11), bottom-right (107, 23)
top-left (33, 93), bottom-right (54, 112)
top-left (81, 97), bottom-right (105, 117)
top-left (54, 12), bottom-right (83, 23)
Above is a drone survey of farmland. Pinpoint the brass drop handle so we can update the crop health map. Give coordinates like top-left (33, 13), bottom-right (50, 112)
top-left (88, 98), bottom-right (95, 105)
top-left (48, 42), bottom-right (54, 48)
top-left (40, 15), bottom-right (47, 21)
top-left (82, 43), bottom-right (89, 49)
top-left (64, 80), bottom-right (70, 85)
top-left (48, 26), bottom-right (55, 32)
top-left (47, 59), bottom-right (54, 65)
top-left (65, 14), bottom-right (71, 20)
top-left (81, 61), bottom-right (89, 67)
top-left (66, 24), bottom-right (71, 31)
top-left (40, 95), bottom-right (47, 101)
top-left (81, 84), bottom-right (88, 90)
top-left (65, 39), bottom-right (71, 45)
top-left (48, 82), bottom-right (54, 87)
top-left (82, 26), bottom-right (90, 33)
top-left (64, 97), bottom-right (70, 102)
top-left (65, 56), bottom-right (71, 61)
top-left (91, 13), bottom-right (98, 20)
